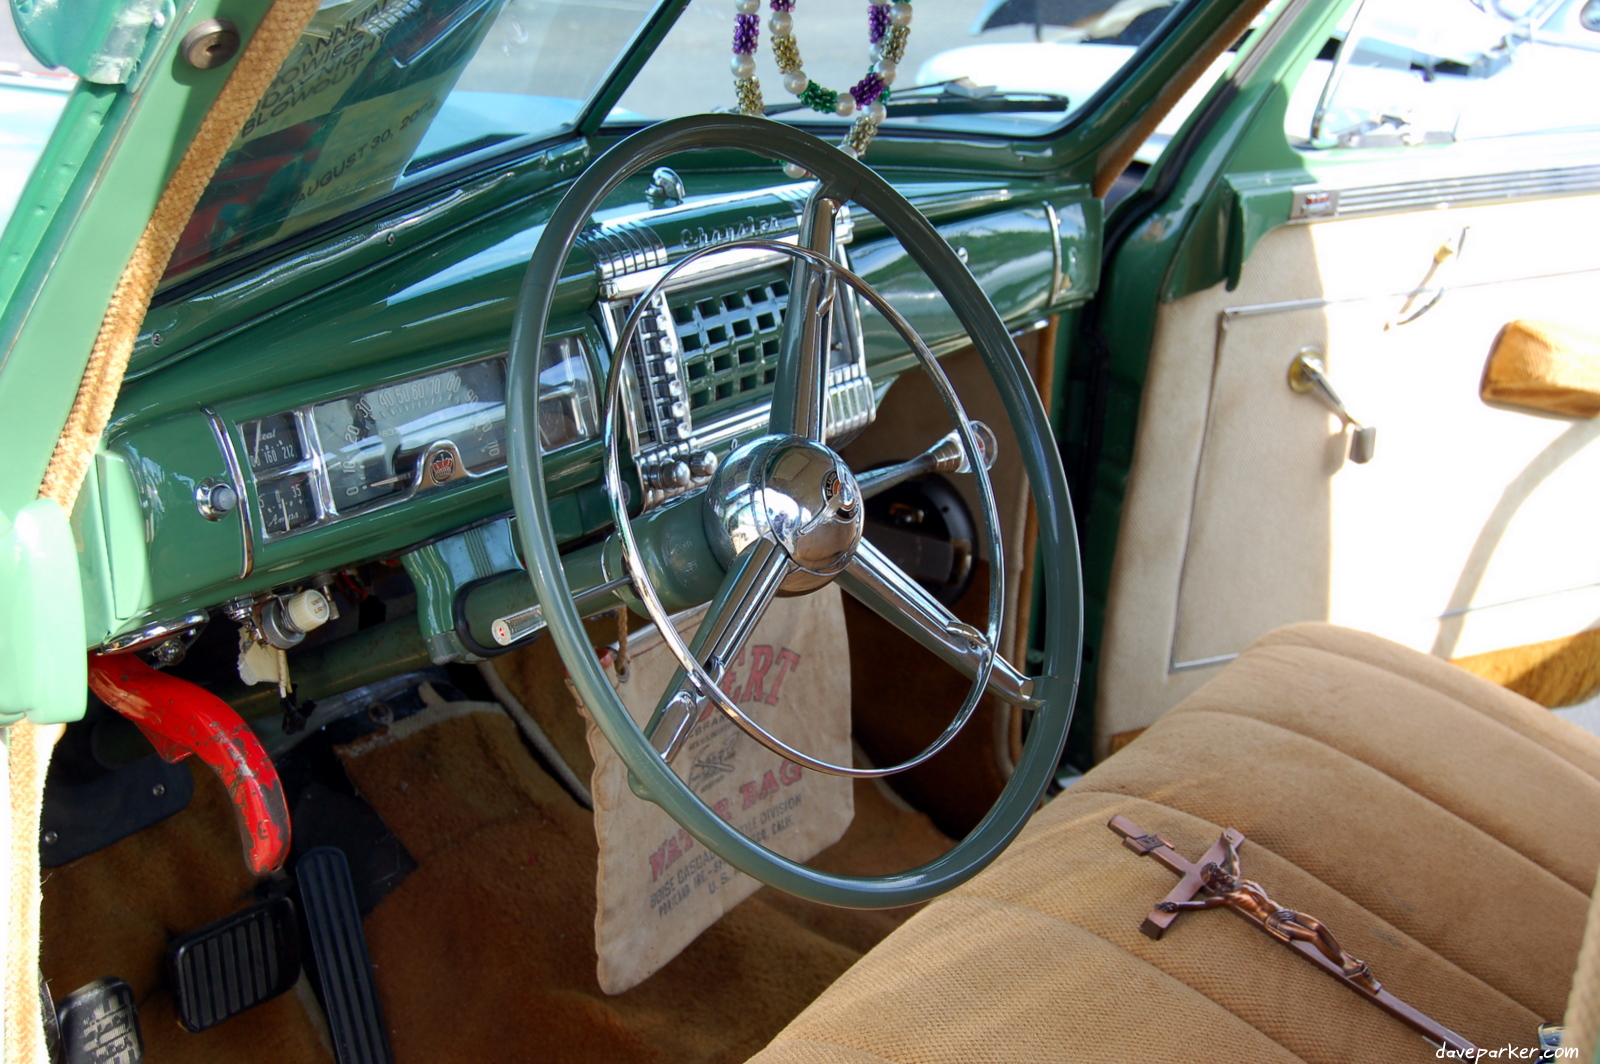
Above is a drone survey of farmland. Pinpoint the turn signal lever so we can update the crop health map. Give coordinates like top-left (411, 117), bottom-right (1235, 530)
top-left (856, 420), bottom-right (999, 500)
top-left (1289, 349), bottom-right (1376, 465)
top-left (88, 654), bottom-right (290, 875)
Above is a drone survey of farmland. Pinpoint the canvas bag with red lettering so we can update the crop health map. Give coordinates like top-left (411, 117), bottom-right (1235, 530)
top-left (583, 584), bottom-right (853, 994)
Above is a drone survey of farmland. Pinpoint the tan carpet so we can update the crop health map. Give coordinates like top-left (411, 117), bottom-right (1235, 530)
top-left (39, 759), bottom-right (334, 1064)
top-left (39, 685), bottom-right (952, 1063)
top-left (339, 700), bottom-right (952, 1064)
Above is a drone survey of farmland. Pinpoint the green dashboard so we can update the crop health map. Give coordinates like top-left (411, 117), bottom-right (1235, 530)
top-left (76, 153), bottom-right (1100, 667)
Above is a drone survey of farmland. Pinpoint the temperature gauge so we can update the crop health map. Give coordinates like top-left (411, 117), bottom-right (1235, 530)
top-left (241, 412), bottom-right (304, 475)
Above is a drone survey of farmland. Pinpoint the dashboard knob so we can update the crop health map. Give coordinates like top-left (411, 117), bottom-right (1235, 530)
top-left (650, 461), bottom-right (692, 491)
top-left (284, 589), bottom-right (331, 634)
top-left (687, 450), bottom-right (719, 480)
top-left (196, 480), bottom-right (238, 520)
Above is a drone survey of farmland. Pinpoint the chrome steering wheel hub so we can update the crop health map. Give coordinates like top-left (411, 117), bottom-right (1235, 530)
top-left (705, 434), bottom-right (863, 592)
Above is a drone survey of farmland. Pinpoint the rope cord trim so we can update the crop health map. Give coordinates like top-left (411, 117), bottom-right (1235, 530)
top-left (11, 0), bottom-right (319, 1058)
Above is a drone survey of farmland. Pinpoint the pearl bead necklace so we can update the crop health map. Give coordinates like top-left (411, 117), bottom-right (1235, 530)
top-left (730, 0), bottom-right (915, 171)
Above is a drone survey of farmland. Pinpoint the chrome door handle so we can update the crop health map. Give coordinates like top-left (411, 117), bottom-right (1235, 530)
top-left (1289, 348), bottom-right (1376, 464)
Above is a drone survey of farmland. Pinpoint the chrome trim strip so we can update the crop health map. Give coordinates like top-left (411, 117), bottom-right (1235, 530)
top-left (1170, 652), bottom-right (1238, 673)
top-left (581, 221), bottom-right (669, 287)
top-left (100, 611), bottom-right (210, 654)
top-left (1044, 202), bottom-right (1065, 303)
top-left (491, 573), bottom-right (634, 646)
top-left (204, 407), bottom-right (254, 578)
top-left (1220, 264), bottom-right (1600, 321)
top-left (1290, 163), bottom-right (1600, 222)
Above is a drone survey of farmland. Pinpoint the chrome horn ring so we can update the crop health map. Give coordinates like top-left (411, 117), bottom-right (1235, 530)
top-left (602, 235), bottom-right (1005, 780)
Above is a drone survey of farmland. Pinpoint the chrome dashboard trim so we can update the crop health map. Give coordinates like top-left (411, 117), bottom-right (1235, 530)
top-left (592, 198), bottom-right (872, 510)
top-left (204, 407), bottom-right (255, 578)
top-left (238, 352), bottom-right (531, 543)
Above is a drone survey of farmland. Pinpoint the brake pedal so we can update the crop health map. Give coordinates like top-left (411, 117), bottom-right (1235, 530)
top-left (54, 977), bottom-right (142, 1064)
top-left (168, 896), bottom-right (301, 1032)
top-left (299, 847), bottom-right (394, 1064)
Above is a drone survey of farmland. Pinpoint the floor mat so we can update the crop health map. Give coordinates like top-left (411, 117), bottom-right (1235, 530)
top-left (337, 700), bottom-right (951, 1064)
top-left (40, 758), bottom-right (335, 1064)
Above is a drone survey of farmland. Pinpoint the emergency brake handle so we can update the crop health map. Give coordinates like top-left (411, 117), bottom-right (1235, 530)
top-left (88, 653), bottom-right (291, 876)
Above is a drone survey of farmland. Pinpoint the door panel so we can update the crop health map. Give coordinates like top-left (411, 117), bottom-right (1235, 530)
top-left (1098, 190), bottom-right (1600, 754)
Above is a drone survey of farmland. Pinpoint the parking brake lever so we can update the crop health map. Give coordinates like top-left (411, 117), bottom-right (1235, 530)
top-left (1289, 349), bottom-right (1376, 464)
top-left (88, 653), bottom-right (290, 875)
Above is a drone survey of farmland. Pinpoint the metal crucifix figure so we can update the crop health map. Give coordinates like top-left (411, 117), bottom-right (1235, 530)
top-left (1107, 815), bottom-right (1480, 1058)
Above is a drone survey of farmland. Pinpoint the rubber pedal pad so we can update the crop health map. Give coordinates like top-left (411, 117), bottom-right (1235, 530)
top-left (168, 895), bottom-right (301, 1032)
top-left (298, 846), bottom-right (394, 1064)
top-left (54, 976), bottom-right (143, 1064)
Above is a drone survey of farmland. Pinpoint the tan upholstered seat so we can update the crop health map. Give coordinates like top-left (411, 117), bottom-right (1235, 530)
top-left (749, 623), bottom-right (1600, 1063)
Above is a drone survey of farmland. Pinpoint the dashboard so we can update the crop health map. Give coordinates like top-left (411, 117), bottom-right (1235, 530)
top-left (80, 167), bottom-right (1100, 659)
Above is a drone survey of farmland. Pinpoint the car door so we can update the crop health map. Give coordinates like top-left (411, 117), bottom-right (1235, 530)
top-left (1086, 0), bottom-right (1600, 757)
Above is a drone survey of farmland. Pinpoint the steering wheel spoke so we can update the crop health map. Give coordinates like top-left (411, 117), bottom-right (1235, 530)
top-left (840, 538), bottom-right (1037, 708)
top-left (769, 191), bottom-right (843, 442)
top-left (647, 538), bottom-right (792, 762)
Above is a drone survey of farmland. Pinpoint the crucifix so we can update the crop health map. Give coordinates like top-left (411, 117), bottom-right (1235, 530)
top-left (1108, 815), bottom-right (1480, 1058)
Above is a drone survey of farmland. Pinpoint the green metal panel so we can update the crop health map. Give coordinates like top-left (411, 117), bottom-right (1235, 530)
top-left (71, 458), bottom-right (116, 643)
top-left (113, 411), bottom-right (243, 600)
top-left (97, 450), bottom-right (150, 624)
top-left (219, 613), bottom-right (433, 722)
top-left (11, 0), bottom-right (168, 83)
top-left (0, 0), bottom-right (272, 522)
top-left (400, 516), bottom-right (522, 663)
top-left (0, 498), bottom-right (87, 724)
top-left (98, 173), bottom-right (1096, 639)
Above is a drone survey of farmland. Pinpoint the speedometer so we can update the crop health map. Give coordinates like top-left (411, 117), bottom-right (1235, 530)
top-left (237, 337), bottom-right (597, 540)
top-left (312, 359), bottom-right (507, 515)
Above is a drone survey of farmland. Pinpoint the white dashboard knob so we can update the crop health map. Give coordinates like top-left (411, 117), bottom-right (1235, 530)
top-left (285, 589), bottom-right (330, 633)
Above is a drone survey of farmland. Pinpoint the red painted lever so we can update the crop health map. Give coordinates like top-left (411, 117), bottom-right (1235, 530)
top-left (88, 653), bottom-right (290, 875)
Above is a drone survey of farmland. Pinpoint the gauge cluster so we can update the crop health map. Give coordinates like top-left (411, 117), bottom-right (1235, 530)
top-left (237, 339), bottom-right (595, 540)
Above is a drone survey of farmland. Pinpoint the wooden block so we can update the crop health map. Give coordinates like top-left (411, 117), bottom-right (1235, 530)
top-left (1451, 627), bottom-right (1600, 709)
top-left (1481, 319), bottom-right (1600, 418)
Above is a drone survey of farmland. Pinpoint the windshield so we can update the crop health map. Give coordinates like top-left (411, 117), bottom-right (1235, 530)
top-left (615, 0), bottom-right (1136, 136)
top-left (168, 0), bottom-right (1181, 282)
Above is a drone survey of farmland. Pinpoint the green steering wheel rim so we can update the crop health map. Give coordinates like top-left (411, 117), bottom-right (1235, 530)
top-left (507, 114), bottom-right (1083, 908)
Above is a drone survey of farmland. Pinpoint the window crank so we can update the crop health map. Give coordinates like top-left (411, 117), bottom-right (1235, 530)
top-left (1288, 348), bottom-right (1376, 464)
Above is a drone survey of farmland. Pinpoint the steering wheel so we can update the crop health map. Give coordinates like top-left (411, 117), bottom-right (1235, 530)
top-left (508, 114), bottom-right (1081, 908)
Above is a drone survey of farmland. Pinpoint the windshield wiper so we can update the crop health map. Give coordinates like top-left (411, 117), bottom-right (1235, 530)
top-left (764, 79), bottom-right (1068, 118)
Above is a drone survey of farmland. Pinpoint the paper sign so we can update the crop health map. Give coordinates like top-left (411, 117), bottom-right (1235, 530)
top-left (586, 585), bottom-right (853, 995)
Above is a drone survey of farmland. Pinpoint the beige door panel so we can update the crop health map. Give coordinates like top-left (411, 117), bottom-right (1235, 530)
top-left (1098, 193), bottom-right (1600, 757)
